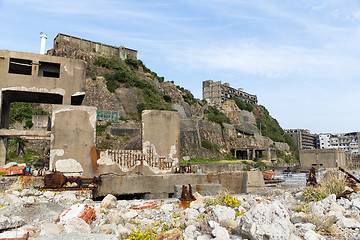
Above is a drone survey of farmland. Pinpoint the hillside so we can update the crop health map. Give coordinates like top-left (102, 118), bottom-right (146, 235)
top-left (46, 41), bottom-right (298, 163)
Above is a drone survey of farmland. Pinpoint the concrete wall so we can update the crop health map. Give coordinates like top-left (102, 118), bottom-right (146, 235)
top-left (142, 110), bottom-right (180, 171)
top-left (50, 105), bottom-right (97, 177)
top-left (54, 33), bottom-right (137, 60)
top-left (300, 148), bottom-right (346, 169)
top-left (0, 50), bottom-right (86, 129)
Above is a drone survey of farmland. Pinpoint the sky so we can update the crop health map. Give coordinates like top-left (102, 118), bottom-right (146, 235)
top-left (0, 0), bottom-right (359, 134)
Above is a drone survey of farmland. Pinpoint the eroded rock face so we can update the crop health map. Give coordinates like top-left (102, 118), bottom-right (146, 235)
top-left (239, 201), bottom-right (294, 240)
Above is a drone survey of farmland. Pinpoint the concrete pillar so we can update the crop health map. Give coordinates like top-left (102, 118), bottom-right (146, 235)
top-left (50, 105), bottom-right (97, 177)
top-left (0, 99), bottom-right (10, 129)
top-left (0, 138), bottom-right (6, 167)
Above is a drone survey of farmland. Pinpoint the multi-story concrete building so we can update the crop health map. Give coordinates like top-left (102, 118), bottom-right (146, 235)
top-left (317, 132), bottom-right (359, 155)
top-left (285, 129), bottom-right (317, 150)
top-left (202, 80), bottom-right (257, 106)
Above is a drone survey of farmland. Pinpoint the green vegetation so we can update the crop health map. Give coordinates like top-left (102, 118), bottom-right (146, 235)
top-left (7, 140), bottom-right (44, 166)
top-left (232, 97), bottom-right (254, 112)
top-left (256, 105), bottom-right (298, 161)
top-left (10, 102), bottom-right (47, 124)
top-left (301, 173), bottom-right (347, 202)
top-left (204, 189), bottom-right (241, 208)
top-left (176, 85), bottom-right (196, 105)
top-left (124, 57), bottom-right (164, 82)
top-left (25, 120), bottom-right (33, 129)
top-left (96, 122), bottom-right (112, 134)
top-left (180, 158), bottom-right (223, 164)
top-left (204, 106), bottom-right (230, 127)
top-left (201, 140), bottom-right (219, 152)
top-left (95, 57), bottom-right (172, 116)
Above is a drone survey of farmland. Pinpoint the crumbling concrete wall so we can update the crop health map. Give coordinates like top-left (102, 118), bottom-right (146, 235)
top-left (141, 110), bottom-right (180, 172)
top-left (300, 148), bottom-right (346, 170)
top-left (0, 50), bottom-right (86, 129)
top-left (50, 105), bottom-right (96, 177)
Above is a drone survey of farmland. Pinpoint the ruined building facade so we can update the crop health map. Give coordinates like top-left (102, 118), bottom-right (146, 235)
top-left (53, 33), bottom-right (137, 60)
top-left (285, 129), bottom-right (317, 150)
top-left (202, 80), bottom-right (258, 106)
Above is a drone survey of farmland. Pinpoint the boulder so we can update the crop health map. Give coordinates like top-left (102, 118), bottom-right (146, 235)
top-left (303, 229), bottom-right (326, 240)
top-left (0, 215), bottom-right (25, 231)
top-left (40, 222), bottom-right (64, 236)
top-left (211, 225), bottom-right (230, 240)
top-left (239, 201), bottom-right (294, 240)
top-left (63, 217), bottom-right (91, 233)
top-left (212, 205), bottom-right (236, 222)
top-left (336, 216), bottom-right (360, 228)
top-left (101, 194), bottom-right (117, 209)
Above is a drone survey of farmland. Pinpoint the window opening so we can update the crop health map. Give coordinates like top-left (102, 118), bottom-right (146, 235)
top-left (38, 61), bottom-right (60, 78)
top-left (8, 58), bottom-right (32, 75)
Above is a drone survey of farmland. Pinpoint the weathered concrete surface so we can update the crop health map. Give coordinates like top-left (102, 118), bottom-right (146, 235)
top-left (95, 171), bottom-right (262, 199)
top-left (196, 164), bottom-right (245, 173)
top-left (142, 110), bottom-right (180, 169)
top-left (174, 184), bottom-right (223, 198)
top-left (0, 139), bottom-right (6, 167)
top-left (246, 170), bottom-right (265, 192)
top-left (0, 50), bottom-right (86, 111)
top-left (50, 105), bottom-right (96, 177)
top-left (0, 129), bottom-right (50, 138)
top-left (300, 148), bottom-right (346, 170)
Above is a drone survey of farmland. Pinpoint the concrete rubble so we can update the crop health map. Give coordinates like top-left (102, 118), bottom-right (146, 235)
top-left (1, 184), bottom-right (360, 239)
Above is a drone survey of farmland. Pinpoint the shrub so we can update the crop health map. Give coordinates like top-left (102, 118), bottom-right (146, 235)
top-left (304, 214), bottom-right (337, 236)
top-left (201, 140), bottom-right (219, 151)
top-left (163, 95), bottom-right (172, 103)
top-left (10, 102), bottom-right (47, 124)
top-left (232, 97), bottom-right (254, 112)
top-left (204, 189), bottom-right (241, 208)
top-left (301, 173), bottom-right (346, 202)
top-left (25, 120), bottom-right (33, 129)
top-left (124, 57), bottom-right (139, 69)
top-left (204, 106), bottom-right (230, 126)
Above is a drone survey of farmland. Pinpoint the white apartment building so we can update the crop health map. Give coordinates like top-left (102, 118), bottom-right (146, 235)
top-left (317, 132), bottom-right (359, 155)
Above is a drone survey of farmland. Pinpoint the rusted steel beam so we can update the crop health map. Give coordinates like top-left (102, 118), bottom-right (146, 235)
top-left (339, 167), bottom-right (360, 184)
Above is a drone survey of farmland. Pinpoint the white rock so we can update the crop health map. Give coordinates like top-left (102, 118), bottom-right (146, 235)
top-left (337, 216), bottom-right (360, 228)
top-left (101, 194), bottom-right (117, 209)
top-left (212, 225), bottom-right (230, 240)
top-left (319, 194), bottom-right (336, 206)
top-left (296, 223), bottom-right (316, 235)
top-left (40, 222), bottom-right (64, 236)
top-left (190, 201), bottom-right (202, 210)
top-left (197, 235), bottom-right (212, 240)
top-left (328, 210), bottom-right (343, 220)
top-left (116, 225), bottom-right (131, 237)
top-left (351, 198), bottom-right (360, 211)
top-left (303, 229), bottom-right (326, 240)
top-left (183, 225), bottom-right (197, 240)
top-left (185, 208), bottom-right (199, 221)
top-left (309, 203), bottom-right (324, 217)
top-left (338, 198), bottom-right (351, 209)
top-left (239, 201), bottom-right (294, 240)
top-left (0, 215), bottom-right (25, 231)
top-left (4, 194), bottom-right (22, 205)
top-left (20, 189), bottom-right (32, 197)
top-left (208, 220), bottom-right (220, 229)
top-left (330, 202), bottom-right (345, 214)
top-left (63, 217), bottom-right (91, 233)
top-left (212, 205), bottom-right (236, 222)
top-left (123, 209), bottom-right (138, 221)
top-left (23, 196), bottom-right (35, 204)
top-left (54, 191), bottom-right (77, 204)
top-left (117, 200), bottom-right (129, 208)
top-left (43, 191), bottom-right (55, 198)
top-left (160, 203), bottom-right (174, 213)
top-left (290, 212), bottom-right (307, 224)
top-left (110, 213), bottom-right (123, 225)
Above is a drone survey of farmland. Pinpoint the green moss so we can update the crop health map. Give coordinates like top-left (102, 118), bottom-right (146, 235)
top-left (204, 106), bottom-right (230, 126)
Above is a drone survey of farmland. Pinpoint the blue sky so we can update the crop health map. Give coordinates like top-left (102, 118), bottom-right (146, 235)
top-left (1, 0), bottom-right (359, 134)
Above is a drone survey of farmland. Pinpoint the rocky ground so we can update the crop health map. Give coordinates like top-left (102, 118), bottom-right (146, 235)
top-left (1, 178), bottom-right (360, 239)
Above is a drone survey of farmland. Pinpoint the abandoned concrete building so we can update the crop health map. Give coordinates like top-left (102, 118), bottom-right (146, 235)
top-left (0, 37), bottom-right (265, 198)
top-left (202, 80), bottom-right (258, 106)
top-left (53, 33), bottom-right (138, 60)
top-left (285, 129), bottom-right (317, 150)
top-left (299, 148), bottom-right (347, 170)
